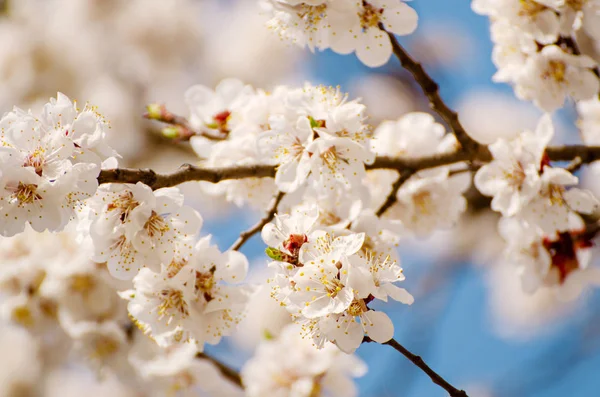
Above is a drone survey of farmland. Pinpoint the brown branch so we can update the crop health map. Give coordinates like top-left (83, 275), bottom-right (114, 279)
top-left (196, 352), bottom-right (243, 388)
top-left (364, 336), bottom-right (468, 397)
top-left (97, 145), bottom-right (600, 190)
top-left (98, 163), bottom-right (276, 190)
top-left (375, 170), bottom-right (415, 217)
top-left (384, 30), bottom-right (486, 157)
top-left (229, 191), bottom-right (285, 251)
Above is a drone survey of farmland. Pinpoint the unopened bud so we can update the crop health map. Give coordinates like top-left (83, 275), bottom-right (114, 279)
top-left (162, 126), bottom-right (182, 139)
top-left (145, 103), bottom-right (164, 120)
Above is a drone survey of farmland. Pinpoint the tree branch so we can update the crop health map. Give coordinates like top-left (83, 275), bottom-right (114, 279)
top-left (229, 191), bottom-right (286, 251)
top-left (364, 336), bottom-right (468, 397)
top-left (196, 352), bottom-right (243, 388)
top-left (375, 170), bottom-right (415, 217)
top-left (384, 30), bottom-right (485, 157)
top-left (98, 163), bottom-right (275, 189)
top-left (97, 145), bottom-right (600, 190)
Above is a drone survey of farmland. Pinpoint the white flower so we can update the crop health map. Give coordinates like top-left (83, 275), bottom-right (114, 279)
top-left (262, 0), bottom-right (417, 67)
top-left (133, 343), bottom-right (243, 396)
top-left (472, 0), bottom-right (561, 44)
top-left (185, 78), bottom-right (254, 135)
top-left (372, 112), bottom-right (456, 158)
top-left (322, 308), bottom-right (395, 353)
top-left (518, 166), bottom-right (599, 234)
top-left (306, 131), bottom-right (374, 192)
top-left (66, 320), bottom-right (130, 375)
top-left (288, 232), bottom-right (366, 318)
top-left (257, 114), bottom-right (313, 192)
top-left (242, 323), bottom-right (367, 397)
top-left (500, 217), bottom-right (600, 300)
top-left (389, 170), bottom-right (469, 236)
top-left (475, 115), bottom-right (553, 217)
top-left (122, 235), bottom-right (252, 349)
top-left (0, 93), bottom-right (114, 236)
top-left (262, 204), bottom-right (319, 262)
top-left (261, 0), bottom-right (333, 51)
top-left (89, 183), bottom-right (202, 280)
top-left (513, 45), bottom-right (599, 112)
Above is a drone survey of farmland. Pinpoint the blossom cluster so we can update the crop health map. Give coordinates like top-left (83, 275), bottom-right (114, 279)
top-left (0, 93), bottom-right (115, 237)
top-left (262, 206), bottom-right (414, 353)
top-left (474, 115), bottom-right (600, 298)
top-left (472, 0), bottom-right (600, 112)
top-left (242, 323), bottom-right (367, 397)
top-left (260, 0), bottom-right (418, 67)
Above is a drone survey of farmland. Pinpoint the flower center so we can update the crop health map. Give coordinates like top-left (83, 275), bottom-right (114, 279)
top-left (157, 289), bottom-right (189, 320)
top-left (504, 162), bottom-right (527, 189)
top-left (284, 233), bottom-right (308, 257)
top-left (13, 183), bottom-right (42, 206)
top-left (206, 110), bottom-right (232, 133)
top-left (321, 275), bottom-right (344, 298)
top-left (23, 148), bottom-right (45, 176)
top-left (144, 211), bottom-right (170, 238)
top-left (518, 0), bottom-right (548, 16)
top-left (91, 336), bottom-right (120, 360)
top-left (347, 299), bottom-right (368, 316)
top-left (297, 4), bottom-right (327, 32)
top-left (167, 258), bottom-right (188, 278)
top-left (107, 191), bottom-right (140, 222)
top-left (413, 190), bottom-right (434, 214)
top-left (195, 266), bottom-right (216, 302)
top-left (543, 60), bottom-right (567, 83)
top-left (360, 2), bottom-right (383, 30)
top-left (69, 274), bottom-right (96, 294)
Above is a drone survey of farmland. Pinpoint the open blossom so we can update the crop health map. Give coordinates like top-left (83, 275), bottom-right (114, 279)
top-left (518, 166), bottom-right (599, 234)
top-left (257, 114), bottom-right (313, 192)
top-left (0, 93), bottom-right (115, 237)
top-left (133, 343), bottom-right (242, 397)
top-left (242, 323), bottom-right (367, 397)
top-left (257, 83), bottom-right (375, 194)
top-left (185, 78), bottom-right (254, 136)
top-left (388, 170), bottom-right (470, 236)
top-left (261, 0), bottom-right (418, 67)
top-left (512, 45), bottom-right (599, 112)
top-left (88, 183), bottom-right (202, 280)
top-left (264, 220), bottom-right (412, 353)
top-left (372, 112), bottom-right (457, 158)
top-left (472, 0), bottom-right (561, 44)
top-left (122, 235), bottom-right (252, 349)
top-left (475, 115), bottom-right (552, 217)
top-left (499, 217), bottom-right (600, 300)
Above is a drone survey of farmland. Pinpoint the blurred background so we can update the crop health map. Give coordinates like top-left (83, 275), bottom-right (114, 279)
top-left (1, 0), bottom-right (599, 396)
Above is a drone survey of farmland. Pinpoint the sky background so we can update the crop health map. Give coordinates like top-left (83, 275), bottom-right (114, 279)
top-left (205, 1), bottom-right (600, 396)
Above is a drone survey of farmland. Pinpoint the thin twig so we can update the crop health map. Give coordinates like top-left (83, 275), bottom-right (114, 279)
top-left (384, 29), bottom-right (485, 157)
top-left (229, 191), bottom-right (286, 251)
top-left (364, 336), bottom-right (468, 397)
top-left (384, 338), bottom-right (469, 397)
top-left (145, 104), bottom-right (227, 141)
top-left (97, 145), bottom-right (600, 190)
top-left (196, 352), bottom-right (243, 388)
top-left (375, 170), bottom-right (415, 217)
